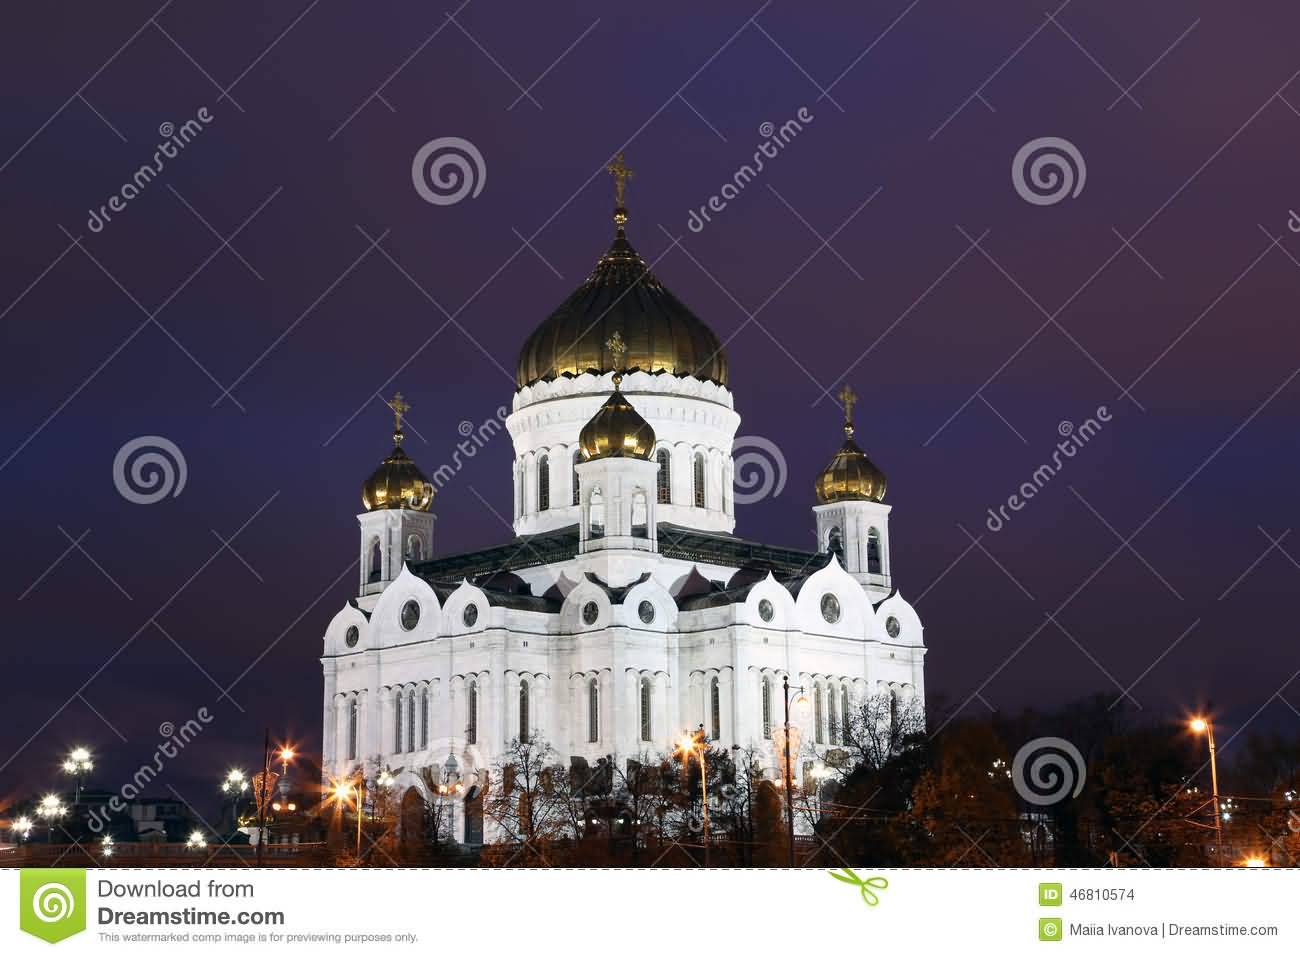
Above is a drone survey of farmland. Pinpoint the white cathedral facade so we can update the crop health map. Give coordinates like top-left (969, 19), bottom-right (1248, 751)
top-left (320, 162), bottom-right (926, 843)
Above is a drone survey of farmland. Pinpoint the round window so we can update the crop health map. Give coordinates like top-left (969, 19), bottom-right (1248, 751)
top-left (345, 625), bottom-right (359, 647)
top-left (463, 603), bottom-right (479, 628)
top-left (820, 593), bottom-right (841, 624)
top-left (758, 598), bottom-right (775, 623)
top-left (582, 601), bottom-right (600, 625)
top-left (638, 600), bottom-right (655, 624)
top-left (885, 615), bottom-right (901, 639)
top-left (400, 600), bottom-right (420, 631)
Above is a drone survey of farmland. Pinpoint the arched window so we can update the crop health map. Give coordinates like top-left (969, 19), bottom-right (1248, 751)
top-left (889, 686), bottom-right (899, 736)
top-left (709, 676), bottom-right (721, 741)
top-left (537, 454), bottom-right (550, 511)
top-left (840, 685), bottom-right (850, 745)
top-left (588, 678), bottom-right (599, 743)
top-left (407, 689), bottom-right (417, 752)
top-left (406, 535), bottom-right (423, 562)
top-left (632, 489), bottom-right (649, 538)
top-left (517, 462), bottom-right (524, 518)
top-left (394, 689), bottom-right (404, 752)
top-left (761, 677), bottom-right (773, 740)
top-left (420, 686), bottom-right (430, 749)
top-left (639, 677), bottom-right (652, 742)
top-left (827, 684), bottom-right (838, 745)
top-left (693, 452), bottom-right (706, 508)
top-left (347, 697), bottom-right (358, 760)
top-left (467, 680), bottom-right (478, 745)
top-left (656, 448), bottom-right (671, 504)
top-left (828, 526), bottom-right (844, 563)
top-left (572, 450), bottom-right (581, 506)
top-left (589, 487), bottom-right (605, 539)
top-left (814, 684), bottom-right (825, 745)
top-left (867, 527), bottom-right (882, 575)
top-left (519, 679), bottom-right (531, 743)
top-left (369, 539), bottom-right (382, 583)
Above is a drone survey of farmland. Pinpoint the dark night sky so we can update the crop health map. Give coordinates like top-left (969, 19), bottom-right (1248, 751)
top-left (2, 0), bottom-right (1298, 816)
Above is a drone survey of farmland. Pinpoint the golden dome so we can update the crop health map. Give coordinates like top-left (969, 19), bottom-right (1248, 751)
top-left (361, 393), bottom-right (434, 512)
top-left (515, 156), bottom-right (728, 390)
top-left (815, 386), bottom-right (887, 504)
top-left (578, 335), bottom-right (656, 461)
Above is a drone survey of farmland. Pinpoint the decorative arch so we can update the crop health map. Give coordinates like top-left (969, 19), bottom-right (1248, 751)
top-left (656, 447), bottom-right (671, 504)
top-left (867, 527), bottom-right (882, 574)
top-left (693, 451), bottom-right (706, 508)
top-left (537, 453), bottom-right (550, 511)
top-left (369, 538), bottom-right (383, 583)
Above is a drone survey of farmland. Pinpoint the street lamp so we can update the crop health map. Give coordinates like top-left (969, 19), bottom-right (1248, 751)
top-left (101, 835), bottom-right (115, 858)
top-left (1242, 856), bottom-right (1267, 868)
top-left (36, 794), bottom-right (66, 844)
top-left (436, 754), bottom-right (463, 845)
top-left (12, 816), bottom-right (33, 843)
top-left (1189, 716), bottom-right (1223, 866)
top-left (185, 830), bottom-right (207, 850)
top-left (62, 747), bottom-right (93, 804)
top-left (676, 728), bottom-right (711, 867)
top-left (781, 676), bottom-right (811, 867)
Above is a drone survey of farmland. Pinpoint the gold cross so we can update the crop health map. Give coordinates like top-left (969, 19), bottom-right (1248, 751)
top-left (606, 332), bottom-right (628, 370)
top-left (389, 391), bottom-right (411, 436)
top-left (838, 384), bottom-right (858, 426)
top-left (606, 152), bottom-right (634, 207)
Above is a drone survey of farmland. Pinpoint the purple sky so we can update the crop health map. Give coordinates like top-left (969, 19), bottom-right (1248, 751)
top-left (2, 0), bottom-right (1298, 812)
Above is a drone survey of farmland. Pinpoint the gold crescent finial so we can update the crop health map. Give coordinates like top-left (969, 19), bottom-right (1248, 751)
top-left (837, 384), bottom-right (857, 438)
top-left (389, 391), bottom-right (411, 443)
top-left (606, 152), bottom-right (634, 231)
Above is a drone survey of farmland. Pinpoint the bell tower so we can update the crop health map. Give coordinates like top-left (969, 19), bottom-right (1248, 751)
top-left (357, 392), bottom-right (435, 597)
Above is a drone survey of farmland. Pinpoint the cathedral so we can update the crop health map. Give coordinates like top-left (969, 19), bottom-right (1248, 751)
top-left (320, 157), bottom-right (926, 844)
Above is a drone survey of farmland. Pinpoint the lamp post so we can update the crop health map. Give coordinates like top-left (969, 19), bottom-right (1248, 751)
top-left (676, 728), bottom-right (710, 867)
top-left (62, 747), bottom-right (93, 805)
top-left (37, 795), bottom-right (67, 844)
top-left (437, 754), bottom-right (462, 845)
top-left (12, 816), bottom-right (33, 844)
top-left (781, 675), bottom-right (810, 867)
top-left (1190, 717), bottom-right (1223, 866)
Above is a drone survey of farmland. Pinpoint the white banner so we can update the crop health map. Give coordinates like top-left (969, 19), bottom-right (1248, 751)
top-left (2, 868), bottom-right (1295, 955)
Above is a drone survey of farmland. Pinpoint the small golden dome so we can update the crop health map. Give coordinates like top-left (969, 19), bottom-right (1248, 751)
top-left (578, 334), bottom-right (657, 461)
top-left (361, 393), bottom-right (434, 512)
top-left (815, 385), bottom-right (887, 504)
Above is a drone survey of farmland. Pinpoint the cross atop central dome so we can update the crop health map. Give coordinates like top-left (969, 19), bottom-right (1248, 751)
top-left (514, 154), bottom-right (729, 390)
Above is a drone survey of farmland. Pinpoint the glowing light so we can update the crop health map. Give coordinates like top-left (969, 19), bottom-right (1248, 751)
top-left (12, 816), bottom-right (33, 838)
top-left (1189, 717), bottom-right (1208, 734)
top-left (1243, 856), bottom-right (1267, 868)
top-left (101, 835), bottom-right (115, 857)
top-left (185, 830), bottom-right (206, 849)
top-left (37, 794), bottom-right (66, 820)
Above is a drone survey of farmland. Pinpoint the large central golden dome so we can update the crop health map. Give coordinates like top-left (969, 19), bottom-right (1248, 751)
top-left (516, 163), bottom-right (728, 390)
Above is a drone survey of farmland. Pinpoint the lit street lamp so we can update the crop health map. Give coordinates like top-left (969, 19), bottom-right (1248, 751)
top-left (101, 835), bottom-right (115, 858)
top-left (62, 747), bottom-right (93, 804)
top-left (185, 830), bottom-right (207, 850)
top-left (781, 676), bottom-right (811, 867)
top-left (436, 754), bottom-right (463, 845)
top-left (1190, 716), bottom-right (1223, 865)
top-left (36, 794), bottom-right (67, 844)
top-left (676, 728), bottom-right (711, 867)
top-left (11, 816), bottom-right (33, 843)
